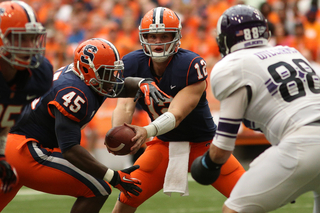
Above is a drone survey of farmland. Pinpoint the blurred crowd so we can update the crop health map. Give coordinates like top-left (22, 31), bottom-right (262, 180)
top-left (18, 0), bottom-right (320, 73)
top-left (21, 0), bottom-right (231, 71)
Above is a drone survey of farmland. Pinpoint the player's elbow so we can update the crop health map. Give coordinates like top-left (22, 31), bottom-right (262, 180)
top-left (61, 144), bottom-right (80, 163)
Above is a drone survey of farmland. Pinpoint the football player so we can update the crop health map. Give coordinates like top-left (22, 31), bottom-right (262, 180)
top-left (0, 1), bottom-right (53, 194)
top-left (191, 4), bottom-right (320, 213)
top-left (0, 38), bottom-right (167, 213)
top-left (110, 7), bottom-right (245, 213)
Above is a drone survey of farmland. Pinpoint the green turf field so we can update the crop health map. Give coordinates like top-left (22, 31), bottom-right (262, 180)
top-left (2, 174), bottom-right (314, 213)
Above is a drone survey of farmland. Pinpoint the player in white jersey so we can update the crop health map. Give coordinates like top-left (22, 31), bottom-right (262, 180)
top-left (191, 4), bottom-right (320, 213)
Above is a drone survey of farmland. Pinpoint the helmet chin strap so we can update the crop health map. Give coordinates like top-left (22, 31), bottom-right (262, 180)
top-left (9, 54), bottom-right (31, 70)
top-left (151, 53), bottom-right (169, 63)
top-left (73, 61), bottom-right (84, 81)
top-left (150, 42), bottom-right (175, 63)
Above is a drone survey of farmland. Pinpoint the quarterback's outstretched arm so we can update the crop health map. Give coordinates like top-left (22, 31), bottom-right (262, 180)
top-left (112, 97), bottom-right (136, 127)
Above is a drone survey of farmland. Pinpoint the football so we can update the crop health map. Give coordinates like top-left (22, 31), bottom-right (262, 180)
top-left (104, 125), bottom-right (135, 155)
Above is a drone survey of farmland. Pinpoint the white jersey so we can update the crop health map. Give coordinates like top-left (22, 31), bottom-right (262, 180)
top-left (211, 45), bottom-right (320, 145)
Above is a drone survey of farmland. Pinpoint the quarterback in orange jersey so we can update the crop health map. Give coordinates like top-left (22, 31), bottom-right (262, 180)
top-left (111, 7), bottom-right (245, 213)
top-left (0, 38), bottom-right (168, 213)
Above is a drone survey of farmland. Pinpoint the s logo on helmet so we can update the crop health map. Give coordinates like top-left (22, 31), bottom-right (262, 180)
top-left (0, 8), bottom-right (5, 15)
top-left (81, 45), bottom-right (98, 65)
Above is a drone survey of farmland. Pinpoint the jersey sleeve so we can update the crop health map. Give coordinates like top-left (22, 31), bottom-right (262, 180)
top-left (210, 56), bottom-right (249, 101)
top-left (53, 107), bottom-right (82, 153)
top-left (185, 56), bottom-right (208, 86)
top-left (212, 87), bottom-right (248, 151)
top-left (48, 87), bottom-right (89, 122)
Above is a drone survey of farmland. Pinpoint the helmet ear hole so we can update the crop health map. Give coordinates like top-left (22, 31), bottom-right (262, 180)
top-left (82, 66), bottom-right (89, 74)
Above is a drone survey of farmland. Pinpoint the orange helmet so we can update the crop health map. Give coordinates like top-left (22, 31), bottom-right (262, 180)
top-left (0, 1), bottom-right (46, 69)
top-left (73, 38), bottom-right (124, 97)
top-left (139, 7), bottom-right (182, 62)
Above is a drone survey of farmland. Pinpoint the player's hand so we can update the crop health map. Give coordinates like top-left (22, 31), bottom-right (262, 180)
top-left (191, 151), bottom-right (222, 185)
top-left (0, 155), bottom-right (18, 193)
top-left (134, 78), bottom-right (170, 105)
top-left (124, 123), bottom-right (147, 154)
top-left (109, 165), bottom-right (142, 198)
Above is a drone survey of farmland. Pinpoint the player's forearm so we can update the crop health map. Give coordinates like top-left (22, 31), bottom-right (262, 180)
top-left (62, 144), bottom-right (108, 179)
top-left (112, 111), bottom-right (133, 127)
top-left (208, 144), bottom-right (232, 164)
top-left (112, 99), bottom-right (135, 127)
top-left (119, 77), bottom-right (144, 97)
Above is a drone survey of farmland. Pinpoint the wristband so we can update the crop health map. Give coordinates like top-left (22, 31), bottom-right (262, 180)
top-left (103, 169), bottom-right (114, 182)
top-left (143, 112), bottom-right (176, 138)
top-left (138, 79), bottom-right (145, 87)
top-left (202, 151), bottom-right (223, 170)
top-left (143, 124), bottom-right (157, 138)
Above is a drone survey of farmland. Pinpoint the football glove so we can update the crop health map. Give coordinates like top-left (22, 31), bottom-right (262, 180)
top-left (0, 155), bottom-right (18, 193)
top-left (109, 165), bottom-right (142, 198)
top-left (134, 78), bottom-right (170, 105)
top-left (191, 151), bottom-right (223, 185)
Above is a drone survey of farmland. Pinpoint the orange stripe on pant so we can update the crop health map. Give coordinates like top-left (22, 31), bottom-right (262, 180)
top-left (119, 137), bottom-right (245, 208)
top-left (0, 133), bottom-right (112, 211)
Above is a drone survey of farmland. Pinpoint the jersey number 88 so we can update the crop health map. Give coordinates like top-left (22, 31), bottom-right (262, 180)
top-left (268, 58), bottom-right (320, 102)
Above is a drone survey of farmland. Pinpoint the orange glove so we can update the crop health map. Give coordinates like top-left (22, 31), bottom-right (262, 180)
top-left (134, 78), bottom-right (170, 105)
top-left (108, 165), bottom-right (142, 198)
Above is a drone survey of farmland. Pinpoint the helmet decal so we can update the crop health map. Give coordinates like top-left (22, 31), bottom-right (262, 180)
top-left (0, 8), bottom-right (5, 15)
top-left (152, 7), bottom-right (165, 25)
top-left (81, 45), bottom-right (98, 65)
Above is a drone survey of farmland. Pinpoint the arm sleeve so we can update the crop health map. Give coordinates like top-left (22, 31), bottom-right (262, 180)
top-left (52, 107), bottom-right (82, 153)
top-left (187, 56), bottom-right (207, 86)
top-left (212, 86), bottom-right (248, 151)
